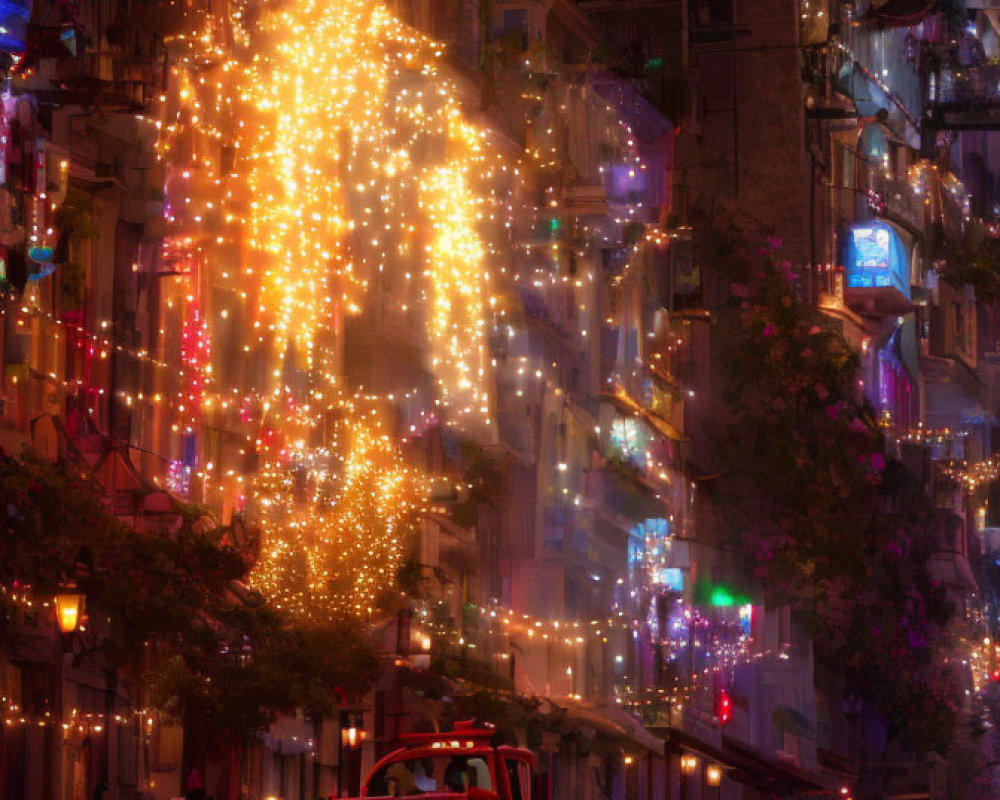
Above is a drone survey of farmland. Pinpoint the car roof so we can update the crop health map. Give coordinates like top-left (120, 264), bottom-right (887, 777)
top-left (374, 744), bottom-right (497, 763)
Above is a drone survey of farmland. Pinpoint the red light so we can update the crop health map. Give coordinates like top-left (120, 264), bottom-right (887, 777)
top-left (716, 689), bottom-right (732, 727)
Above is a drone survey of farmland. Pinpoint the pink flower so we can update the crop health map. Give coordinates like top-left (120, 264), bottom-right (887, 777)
top-left (762, 324), bottom-right (776, 337)
top-left (808, 325), bottom-right (821, 336)
top-left (825, 402), bottom-right (844, 420)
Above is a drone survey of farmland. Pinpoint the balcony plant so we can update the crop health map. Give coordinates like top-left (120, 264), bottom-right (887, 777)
top-left (711, 227), bottom-right (960, 753)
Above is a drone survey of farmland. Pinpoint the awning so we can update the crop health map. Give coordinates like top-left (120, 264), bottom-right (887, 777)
top-left (602, 387), bottom-right (645, 417)
top-left (551, 697), bottom-right (663, 753)
top-left (928, 550), bottom-right (979, 594)
top-left (643, 409), bottom-right (687, 442)
top-left (657, 727), bottom-right (829, 796)
top-left (649, 361), bottom-right (679, 390)
top-left (863, 0), bottom-right (931, 27)
top-left (836, 62), bottom-right (889, 118)
top-left (835, 61), bottom-right (871, 104)
top-left (601, 388), bottom-right (688, 442)
top-left (91, 443), bottom-right (146, 493)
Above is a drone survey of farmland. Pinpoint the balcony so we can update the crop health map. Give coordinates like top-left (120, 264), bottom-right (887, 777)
top-left (585, 463), bottom-right (665, 527)
top-left (926, 64), bottom-right (1000, 130)
top-left (870, 173), bottom-right (925, 234)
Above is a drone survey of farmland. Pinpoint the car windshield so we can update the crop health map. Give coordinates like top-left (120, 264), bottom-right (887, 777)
top-left (367, 754), bottom-right (493, 797)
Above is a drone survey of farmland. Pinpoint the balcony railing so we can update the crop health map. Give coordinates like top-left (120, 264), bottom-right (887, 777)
top-left (870, 173), bottom-right (926, 233)
top-left (934, 64), bottom-right (1000, 106)
top-left (926, 64), bottom-right (1000, 130)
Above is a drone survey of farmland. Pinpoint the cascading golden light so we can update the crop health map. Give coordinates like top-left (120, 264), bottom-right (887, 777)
top-left (167, 0), bottom-right (497, 402)
top-left (159, 0), bottom-right (504, 617)
top-left (240, 0), bottom-right (391, 368)
top-left (422, 141), bottom-right (490, 419)
top-left (248, 413), bottom-right (425, 619)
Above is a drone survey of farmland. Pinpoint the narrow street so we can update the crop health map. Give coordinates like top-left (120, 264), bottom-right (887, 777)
top-left (1, 1), bottom-right (1000, 799)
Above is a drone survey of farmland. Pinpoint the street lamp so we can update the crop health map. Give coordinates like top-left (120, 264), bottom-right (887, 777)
top-left (339, 711), bottom-right (366, 798)
top-left (679, 754), bottom-right (698, 800)
top-left (341, 720), bottom-right (365, 750)
top-left (705, 764), bottom-right (722, 787)
top-left (680, 755), bottom-right (699, 775)
top-left (54, 588), bottom-right (84, 634)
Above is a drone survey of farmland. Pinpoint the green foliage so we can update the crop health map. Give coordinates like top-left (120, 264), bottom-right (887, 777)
top-left (54, 187), bottom-right (96, 310)
top-left (152, 610), bottom-right (380, 750)
top-left (0, 451), bottom-right (381, 756)
top-left (441, 687), bottom-right (541, 744)
top-left (94, 519), bottom-right (249, 668)
top-left (60, 260), bottom-right (85, 309)
top-left (695, 218), bottom-right (757, 283)
top-left (397, 558), bottom-right (425, 596)
top-left (53, 188), bottom-right (96, 240)
top-left (450, 440), bottom-right (502, 529)
top-left (279, 619), bottom-right (382, 721)
top-left (939, 235), bottom-right (1000, 302)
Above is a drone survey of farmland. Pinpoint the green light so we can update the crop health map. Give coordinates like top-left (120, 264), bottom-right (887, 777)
top-left (645, 57), bottom-right (663, 70)
top-left (709, 586), bottom-right (736, 607)
top-left (549, 217), bottom-right (560, 233)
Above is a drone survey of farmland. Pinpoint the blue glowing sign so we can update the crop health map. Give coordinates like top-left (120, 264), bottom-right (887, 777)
top-left (0, 0), bottom-right (32, 53)
top-left (655, 567), bottom-right (684, 591)
top-left (853, 226), bottom-right (890, 270)
top-left (843, 221), bottom-right (910, 298)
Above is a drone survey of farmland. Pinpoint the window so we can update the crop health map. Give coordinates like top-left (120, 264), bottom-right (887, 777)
top-left (505, 759), bottom-right (531, 800)
top-left (689, 0), bottom-right (734, 43)
top-left (368, 755), bottom-right (494, 798)
top-left (610, 416), bottom-right (643, 465)
top-left (692, 0), bottom-right (731, 25)
top-left (501, 9), bottom-right (529, 50)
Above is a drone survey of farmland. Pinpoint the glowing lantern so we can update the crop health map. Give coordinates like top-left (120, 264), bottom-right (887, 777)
top-left (706, 764), bottom-right (722, 787)
top-left (54, 591), bottom-right (84, 634)
top-left (343, 726), bottom-right (360, 748)
top-left (342, 712), bottom-right (365, 750)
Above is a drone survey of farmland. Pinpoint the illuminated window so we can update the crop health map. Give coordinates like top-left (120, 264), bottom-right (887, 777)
top-left (610, 416), bottom-right (642, 464)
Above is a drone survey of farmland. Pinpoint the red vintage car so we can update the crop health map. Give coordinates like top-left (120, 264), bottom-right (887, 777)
top-left (360, 722), bottom-right (537, 800)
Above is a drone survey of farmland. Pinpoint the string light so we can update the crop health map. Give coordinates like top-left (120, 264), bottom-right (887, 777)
top-left (147, 0), bottom-right (525, 617)
top-left (248, 411), bottom-right (425, 619)
top-left (938, 458), bottom-right (1000, 491)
